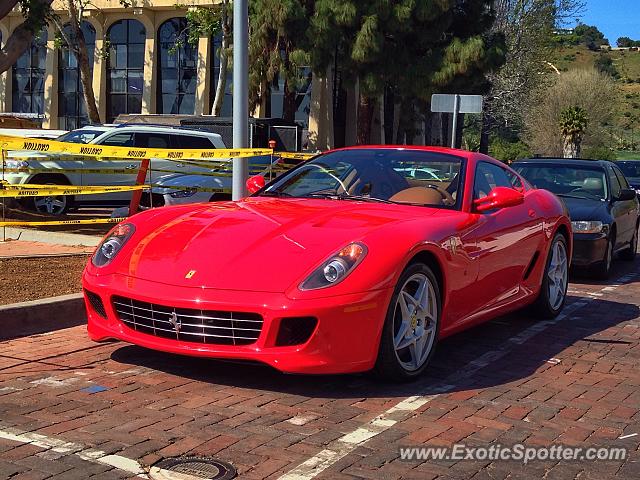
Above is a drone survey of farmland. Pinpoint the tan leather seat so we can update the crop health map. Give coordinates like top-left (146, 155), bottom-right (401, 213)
top-left (389, 187), bottom-right (444, 205)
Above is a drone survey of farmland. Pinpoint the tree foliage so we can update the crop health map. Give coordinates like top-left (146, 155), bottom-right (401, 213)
top-left (559, 105), bottom-right (588, 157)
top-left (525, 69), bottom-right (618, 157)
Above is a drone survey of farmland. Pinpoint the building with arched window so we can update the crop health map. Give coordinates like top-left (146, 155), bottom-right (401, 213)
top-left (0, 1), bottom-right (336, 149)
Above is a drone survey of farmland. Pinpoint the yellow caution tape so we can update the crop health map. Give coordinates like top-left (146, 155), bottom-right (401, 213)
top-left (0, 183), bottom-right (149, 198)
top-left (275, 152), bottom-right (315, 160)
top-left (0, 135), bottom-right (273, 160)
top-left (0, 217), bottom-right (126, 227)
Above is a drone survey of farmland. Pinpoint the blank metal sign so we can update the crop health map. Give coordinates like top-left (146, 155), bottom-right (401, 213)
top-left (431, 94), bottom-right (483, 113)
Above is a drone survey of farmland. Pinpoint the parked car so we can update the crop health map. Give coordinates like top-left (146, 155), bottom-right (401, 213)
top-left (616, 160), bottom-right (640, 193)
top-left (513, 158), bottom-right (639, 279)
top-left (84, 147), bottom-right (571, 380)
top-left (141, 155), bottom-right (305, 208)
top-left (2, 125), bottom-right (226, 215)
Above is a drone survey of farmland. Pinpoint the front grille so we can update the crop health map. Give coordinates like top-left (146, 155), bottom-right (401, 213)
top-left (112, 296), bottom-right (263, 345)
top-left (85, 290), bottom-right (107, 318)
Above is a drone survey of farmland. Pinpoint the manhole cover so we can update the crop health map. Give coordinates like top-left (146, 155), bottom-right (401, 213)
top-left (151, 457), bottom-right (236, 480)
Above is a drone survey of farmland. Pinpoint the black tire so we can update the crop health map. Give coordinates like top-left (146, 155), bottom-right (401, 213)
top-left (592, 233), bottom-right (614, 280)
top-left (374, 262), bottom-right (441, 381)
top-left (620, 223), bottom-right (638, 261)
top-left (532, 233), bottom-right (569, 319)
top-left (24, 174), bottom-right (73, 215)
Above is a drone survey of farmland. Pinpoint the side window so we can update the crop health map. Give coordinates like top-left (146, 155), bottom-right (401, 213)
top-left (613, 165), bottom-right (631, 189)
top-left (99, 132), bottom-right (134, 146)
top-left (606, 165), bottom-right (622, 198)
top-left (134, 133), bottom-right (171, 148)
top-left (506, 170), bottom-right (524, 191)
top-left (474, 162), bottom-right (513, 199)
top-left (172, 135), bottom-right (216, 149)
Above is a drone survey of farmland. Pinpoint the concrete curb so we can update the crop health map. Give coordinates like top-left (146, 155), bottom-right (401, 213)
top-left (0, 293), bottom-right (86, 339)
top-left (1, 227), bottom-right (101, 247)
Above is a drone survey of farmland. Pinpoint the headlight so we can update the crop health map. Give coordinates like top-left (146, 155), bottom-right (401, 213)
top-left (300, 243), bottom-right (367, 290)
top-left (92, 223), bottom-right (135, 267)
top-left (169, 188), bottom-right (198, 198)
top-left (3, 160), bottom-right (29, 169)
top-left (571, 220), bottom-right (605, 234)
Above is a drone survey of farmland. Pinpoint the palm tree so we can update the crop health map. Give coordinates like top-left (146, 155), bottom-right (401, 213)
top-left (559, 106), bottom-right (589, 158)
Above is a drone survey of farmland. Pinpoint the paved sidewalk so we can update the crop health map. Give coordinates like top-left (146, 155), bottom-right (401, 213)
top-left (0, 260), bottom-right (638, 479)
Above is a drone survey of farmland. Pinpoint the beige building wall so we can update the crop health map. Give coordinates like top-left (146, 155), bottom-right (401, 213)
top-left (0, 1), bottom-right (326, 146)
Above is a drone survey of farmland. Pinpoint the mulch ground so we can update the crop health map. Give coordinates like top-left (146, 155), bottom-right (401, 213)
top-left (0, 255), bottom-right (89, 305)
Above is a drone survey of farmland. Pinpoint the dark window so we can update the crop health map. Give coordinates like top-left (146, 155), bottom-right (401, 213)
top-left (606, 165), bottom-right (622, 198)
top-left (158, 18), bottom-right (198, 114)
top-left (474, 162), bottom-right (512, 199)
top-left (58, 22), bottom-right (96, 130)
top-left (134, 133), bottom-right (171, 148)
top-left (106, 20), bottom-right (145, 122)
top-left (172, 135), bottom-right (215, 149)
top-left (99, 132), bottom-right (134, 147)
top-left (612, 165), bottom-right (631, 189)
top-left (209, 34), bottom-right (233, 116)
top-left (12, 28), bottom-right (47, 116)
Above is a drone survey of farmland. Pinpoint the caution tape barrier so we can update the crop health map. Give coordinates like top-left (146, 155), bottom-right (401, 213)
top-left (0, 217), bottom-right (126, 227)
top-left (0, 135), bottom-right (272, 160)
top-left (0, 183), bottom-right (149, 198)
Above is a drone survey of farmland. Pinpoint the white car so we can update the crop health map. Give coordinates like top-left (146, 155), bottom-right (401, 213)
top-left (0, 128), bottom-right (68, 139)
top-left (142, 155), bottom-right (280, 207)
top-left (3, 125), bottom-right (226, 214)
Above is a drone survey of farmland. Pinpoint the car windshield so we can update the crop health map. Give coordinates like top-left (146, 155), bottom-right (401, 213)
top-left (618, 162), bottom-right (640, 179)
top-left (258, 149), bottom-right (463, 207)
top-left (56, 129), bottom-right (106, 144)
top-left (514, 164), bottom-right (608, 201)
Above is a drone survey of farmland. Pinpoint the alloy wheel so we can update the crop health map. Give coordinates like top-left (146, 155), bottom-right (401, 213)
top-left (34, 194), bottom-right (67, 215)
top-left (547, 239), bottom-right (568, 310)
top-left (392, 272), bottom-right (438, 372)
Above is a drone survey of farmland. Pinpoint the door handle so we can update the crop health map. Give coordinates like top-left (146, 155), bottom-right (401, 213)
top-left (528, 209), bottom-right (537, 218)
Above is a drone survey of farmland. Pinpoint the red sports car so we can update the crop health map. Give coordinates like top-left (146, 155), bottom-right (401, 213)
top-left (83, 147), bottom-right (571, 380)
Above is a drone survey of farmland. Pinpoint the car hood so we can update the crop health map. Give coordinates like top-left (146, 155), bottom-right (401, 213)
top-left (119, 197), bottom-right (437, 292)
top-left (561, 196), bottom-right (609, 221)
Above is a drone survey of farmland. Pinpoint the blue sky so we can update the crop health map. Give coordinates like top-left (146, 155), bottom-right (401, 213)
top-left (576, 0), bottom-right (640, 44)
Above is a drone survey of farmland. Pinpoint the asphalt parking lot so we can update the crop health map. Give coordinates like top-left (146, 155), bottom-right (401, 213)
top-left (0, 260), bottom-right (639, 480)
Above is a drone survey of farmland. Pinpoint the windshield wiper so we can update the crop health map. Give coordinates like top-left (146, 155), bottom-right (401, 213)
top-left (557, 193), bottom-right (600, 200)
top-left (336, 194), bottom-right (394, 203)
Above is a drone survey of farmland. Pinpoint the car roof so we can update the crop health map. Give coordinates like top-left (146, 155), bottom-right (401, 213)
top-left (513, 157), bottom-right (612, 168)
top-left (103, 125), bottom-right (221, 137)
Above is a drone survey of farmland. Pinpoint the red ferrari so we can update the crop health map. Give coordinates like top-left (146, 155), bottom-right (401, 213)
top-left (83, 147), bottom-right (571, 380)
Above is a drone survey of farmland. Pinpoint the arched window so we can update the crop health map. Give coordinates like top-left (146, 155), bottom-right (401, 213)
top-left (106, 19), bottom-right (145, 122)
top-left (12, 28), bottom-right (47, 116)
top-left (158, 18), bottom-right (198, 114)
top-left (58, 22), bottom-right (96, 129)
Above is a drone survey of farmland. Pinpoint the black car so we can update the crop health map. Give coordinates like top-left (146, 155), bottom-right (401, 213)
top-left (616, 160), bottom-right (640, 193)
top-left (513, 158), bottom-right (639, 278)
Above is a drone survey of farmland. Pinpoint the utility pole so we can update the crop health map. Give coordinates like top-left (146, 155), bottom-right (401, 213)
top-left (232, 0), bottom-right (249, 200)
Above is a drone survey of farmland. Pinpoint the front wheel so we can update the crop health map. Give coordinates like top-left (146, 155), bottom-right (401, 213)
top-left (374, 263), bottom-right (441, 381)
top-left (532, 233), bottom-right (569, 319)
top-left (27, 175), bottom-right (73, 215)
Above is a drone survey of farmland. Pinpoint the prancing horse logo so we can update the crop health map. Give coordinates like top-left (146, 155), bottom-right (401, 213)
top-left (169, 311), bottom-right (181, 333)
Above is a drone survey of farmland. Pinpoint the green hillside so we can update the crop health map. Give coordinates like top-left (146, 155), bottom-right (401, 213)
top-left (551, 45), bottom-right (640, 159)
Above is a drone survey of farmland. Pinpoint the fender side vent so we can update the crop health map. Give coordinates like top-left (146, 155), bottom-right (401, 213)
top-left (523, 251), bottom-right (540, 281)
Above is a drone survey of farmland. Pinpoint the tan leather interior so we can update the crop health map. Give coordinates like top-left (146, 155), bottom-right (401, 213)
top-left (389, 187), bottom-right (444, 205)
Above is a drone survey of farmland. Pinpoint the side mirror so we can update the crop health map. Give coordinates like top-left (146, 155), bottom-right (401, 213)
top-left (246, 175), bottom-right (265, 194)
top-left (474, 186), bottom-right (525, 212)
top-left (616, 188), bottom-right (637, 202)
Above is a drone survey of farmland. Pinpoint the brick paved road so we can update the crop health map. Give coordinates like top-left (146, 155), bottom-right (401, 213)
top-left (0, 260), bottom-right (639, 479)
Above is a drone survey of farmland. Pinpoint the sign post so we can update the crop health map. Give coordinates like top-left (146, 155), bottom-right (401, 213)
top-left (232, 0), bottom-right (249, 200)
top-left (431, 94), bottom-right (483, 149)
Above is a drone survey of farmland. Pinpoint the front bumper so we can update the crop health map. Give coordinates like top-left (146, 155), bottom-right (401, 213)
top-left (571, 232), bottom-right (608, 267)
top-left (82, 271), bottom-right (393, 374)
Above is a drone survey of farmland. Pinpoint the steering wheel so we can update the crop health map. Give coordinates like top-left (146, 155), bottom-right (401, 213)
top-left (426, 184), bottom-right (455, 206)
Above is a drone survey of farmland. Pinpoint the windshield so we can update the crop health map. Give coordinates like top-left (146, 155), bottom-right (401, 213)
top-left (618, 161), bottom-right (640, 179)
top-left (258, 149), bottom-right (463, 207)
top-left (56, 129), bottom-right (106, 144)
top-left (514, 164), bottom-right (608, 201)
